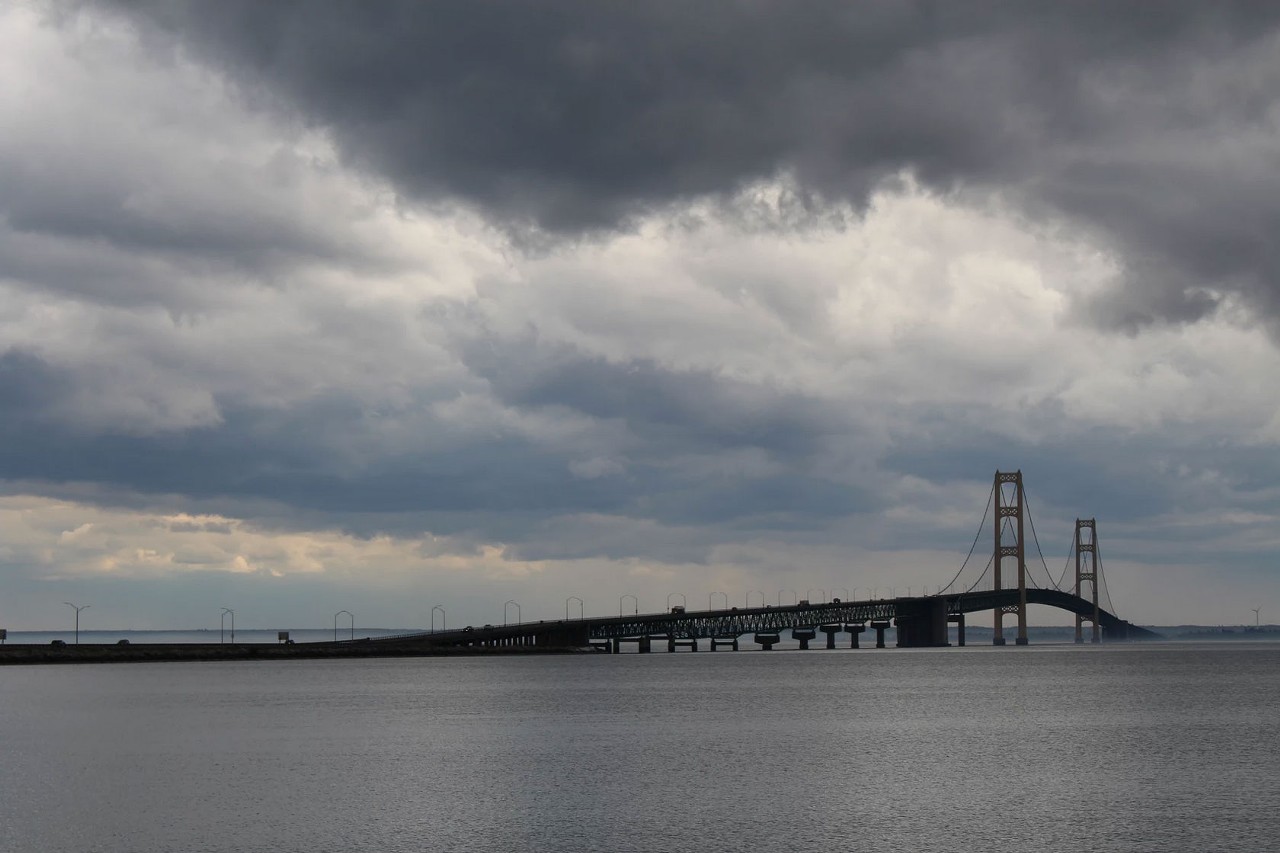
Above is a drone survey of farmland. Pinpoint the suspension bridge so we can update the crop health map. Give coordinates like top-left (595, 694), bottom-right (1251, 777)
top-left (376, 470), bottom-right (1160, 651)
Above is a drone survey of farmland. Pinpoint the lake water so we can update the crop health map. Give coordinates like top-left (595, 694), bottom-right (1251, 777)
top-left (2, 642), bottom-right (1276, 852)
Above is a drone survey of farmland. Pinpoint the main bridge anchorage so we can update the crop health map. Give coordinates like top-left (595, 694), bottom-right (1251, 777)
top-left (375, 470), bottom-right (1159, 651)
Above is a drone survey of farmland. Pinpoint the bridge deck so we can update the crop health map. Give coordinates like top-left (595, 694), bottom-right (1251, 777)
top-left (373, 589), bottom-right (1158, 649)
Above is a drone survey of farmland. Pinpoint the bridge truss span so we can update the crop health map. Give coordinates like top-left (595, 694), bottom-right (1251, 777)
top-left (592, 602), bottom-right (895, 642)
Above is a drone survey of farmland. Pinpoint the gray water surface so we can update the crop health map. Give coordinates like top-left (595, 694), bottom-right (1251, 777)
top-left (2, 643), bottom-right (1276, 852)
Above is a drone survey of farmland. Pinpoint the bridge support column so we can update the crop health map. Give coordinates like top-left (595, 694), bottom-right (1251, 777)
top-left (948, 613), bottom-right (966, 646)
top-left (895, 598), bottom-right (949, 647)
top-left (845, 624), bottom-right (865, 648)
top-left (993, 470), bottom-right (1029, 646)
top-left (870, 621), bottom-right (890, 648)
top-left (820, 625), bottom-right (841, 649)
top-left (1074, 517), bottom-right (1103, 645)
top-left (754, 633), bottom-right (781, 650)
top-left (638, 636), bottom-right (652, 653)
top-left (792, 628), bottom-right (817, 650)
top-left (710, 637), bottom-right (739, 651)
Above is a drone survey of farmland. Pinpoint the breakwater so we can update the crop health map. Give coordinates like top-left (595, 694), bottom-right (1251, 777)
top-left (0, 641), bottom-right (585, 665)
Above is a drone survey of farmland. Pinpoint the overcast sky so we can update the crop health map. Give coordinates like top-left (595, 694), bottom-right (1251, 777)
top-left (2, 1), bottom-right (1279, 631)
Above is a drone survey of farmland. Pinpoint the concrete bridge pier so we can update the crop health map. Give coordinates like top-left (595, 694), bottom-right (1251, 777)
top-left (895, 598), bottom-right (950, 647)
top-left (820, 625), bottom-right (841, 649)
top-left (845, 623), bottom-right (866, 648)
top-left (668, 637), bottom-right (698, 652)
top-left (792, 628), bottom-right (817, 650)
top-left (948, 613), bottom-right (966, 646)
top-left (870, 620), bottom-right (891, 648)
top-left (754, 633), bottom-right (781, 650)
top-left (710, 636), bottom-right (739, 651)
top-left (612, 636), bottom-right (652, 653)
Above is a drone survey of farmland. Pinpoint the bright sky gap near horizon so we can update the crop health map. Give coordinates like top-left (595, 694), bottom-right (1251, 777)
top-left (1, 2), bottom-right (1278, 630)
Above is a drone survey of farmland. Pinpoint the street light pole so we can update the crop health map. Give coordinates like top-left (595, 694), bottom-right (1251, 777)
top-left (221, 608), bottom-right (235, 644)
top-left (63, 602), bottom-right (89, 644)
top-left (431, 605), bottom-right (446, 632)
top-left (566, 596), bottom-right (583, 620)
top-left (334, 610), bottom-right (354, 642)
top-left (504, 600), bottom-right (521, 625)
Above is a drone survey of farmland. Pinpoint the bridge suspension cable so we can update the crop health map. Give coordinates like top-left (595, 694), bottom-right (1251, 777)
top-left (1055, 534), bottom-right (1076, 591)
top-left (961, 552), bottom-right (995, 595)
top-left (1021, 485), bottom-right (1063, 591)
top-left (937, 481), bottom-right (996, 595)
top-left (1095, 536), bottom-right (1118, 616)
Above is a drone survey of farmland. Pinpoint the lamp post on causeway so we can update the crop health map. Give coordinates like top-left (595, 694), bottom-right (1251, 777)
top-left (63, 602), bottom-right (89, 645)
top-left (220, 608), bottom-right (235, 644)
top-left (566, 596), bottom-right (583, 620)
top-left (431, 605), bottom-right (446, 633)
top-left (778, 589), bottom-right (797, 606)
top-left (334, 610), bottom-right (354, 643)
top-left (619, 594), bottom-right (638, 616)
top-left (667, 592), bottom-right (685, 611)
top-left (709, 591), bottom-right (728, 611)
top-left (746, 590), bottom-right (764, 608)
top-left (504, 600), bottom-right (521, 626)
top-left (806, 588), bottom-right (826, 604)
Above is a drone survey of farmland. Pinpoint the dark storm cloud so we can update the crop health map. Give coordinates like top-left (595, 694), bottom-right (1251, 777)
top-left (0, 342), bottom-right (868, 544)
top-left (102, 0), bottom-right (1280, 327)
top-left (0, 350), bottom-right (71, 423)
top-left (460, 334), bottom-right (839, 458)
top-left (883, 406), bottom-right (1280, 538)
top-left (0, 391), bottom-right (609, 515)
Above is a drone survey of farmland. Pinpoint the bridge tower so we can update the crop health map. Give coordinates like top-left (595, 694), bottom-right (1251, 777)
top-left (993, 470), bottom-right (1028, 645)
top-left (1074, 518), bottom-right (1101, 644)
